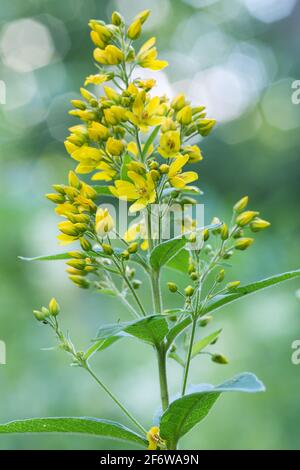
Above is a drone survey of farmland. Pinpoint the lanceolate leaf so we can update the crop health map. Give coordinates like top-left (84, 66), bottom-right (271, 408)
top-left (150, 237), bottom-right (187, 271)
top-left (19, 253), bottom-right (73, 262)
top-left (167, 248), bottom-right (190, 273)
top-left (142, 125), bottom-right (160, 159)
top-left (84, 337), bottom-right (122, 359)
top-left (166, 269), bottom-right (300, 349)
top-left (96, 315), bottom-right (169, 347)
top-left (191, 329), bottom-right (222, 358)
top-left (120, 153), bottom-right (132, 181)
top-left (204, 269), bottom-right (300, 315)
top-left (160, 373), bottom-right (265, 449)
top-left (0, 417), bottom-right (147, 447)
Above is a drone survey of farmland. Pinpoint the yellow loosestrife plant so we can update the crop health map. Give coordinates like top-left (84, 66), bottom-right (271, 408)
top-left (2, 10), bottom-right (300, 451)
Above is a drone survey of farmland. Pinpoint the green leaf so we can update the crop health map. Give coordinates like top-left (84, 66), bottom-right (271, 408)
top-left (160, 373), bottom-right (265, 448)
top-left (167, 248), bottom-right (190, 273)
top-left (19, 253), bottom-right (73, 262)
top-left (94, 185), bottom-right (112, 196)
top-left (120, 153), bottom-right (132, 181)
top-left (166, 317), bottom-right (191, 349)
top-left (0, 417), bottom-right (147, 447)
top-left (96, 315), bottom-right (169, 347)
top-left (150, 236), bottom-right (187, 271)
top-left (191, 329), bottom-right (222, 358)
top-left (204, 269), bottom-right (300, 315)
top-left (84, 337), bottom-right (121, 359)
top-left (142, 125), bottom-right (160, 159)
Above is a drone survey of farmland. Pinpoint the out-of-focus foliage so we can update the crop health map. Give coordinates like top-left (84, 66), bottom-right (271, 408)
top-left (0, 0), bottom-right (300, 450)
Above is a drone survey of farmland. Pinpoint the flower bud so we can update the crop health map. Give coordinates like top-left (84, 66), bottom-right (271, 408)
top-left (226, 281), bottom-right (241, 290)
top-left (185, 285), bottom-right (194, 297)
top-left (52, 184), bottom-right (65, 195)
top-left (121, 250), bottom-right (130, 260)
top-left (190, 271), bottom-right (198, 280)
top-left (176, 106), bottom-right (192, 125)
top-left (216, 269), bottom-right (225, 283)
top-left (250, 218), bottom-right (271, 232)
top-left (127, 19), bottom-right (142, 40)
top-left (236, 211), bottom-right (259, 227)
top-left (189, 233), bottom-right (197, 243)
top-left (80, 237), bottom-right (92, 251)
top-left (102, 244), bottom-right (114, 255)
top-left (171, 94), bottom-right (186, 111)
top-left (199, 315), bottom-right (212, 327)
top-left (49, 298), bottom-right (60, 317)
top-left (234, 237), bottom-right (254, 251)
top-left (68, 171), bottom-right (81, 189)
top-left (69, 276), bottom-right (90, 288)
top-left (211, 217), bottom-right (222, 234)
top-left (167, 282), bottom-right (178, 293)
top-left (203, 228), bottom-right (209, 241)
top-left (150, 169), bottom-right (160, 181)
top-left (71, 100), bottom-right (86, 110)
top-left (223, 250), bottom-right (233, 259)
top-left (136, 9), bottom-right (151, 24)
top-left (159, 164), bottom-right (169, 174)
top-left (46, 193), bottom-right (65, 204)
top-left (111, 11), bottom-right (124, 26)
top-left (149, 161), bottom-right (159, 170)
top-left (132, 280), bottom-right (142, 289)
top-left (67, 259), bottom-right (86, 270)
top-left (233, 196), bottom-right (248, 213)
top-left (220, 223), bottom-right (228, 240)
top-left (128, 242), bottom-right (138, 254)
top-left (197, 118), bottom-right (216, 136)
top-left (211, 353), bottom-right (229, 365)
top-left (33, 310), bottom-right (47, 321)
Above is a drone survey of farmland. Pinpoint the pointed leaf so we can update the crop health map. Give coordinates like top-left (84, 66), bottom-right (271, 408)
top-left (121, 153), bottom-right (132, 181)
top-left (191, 329), bottom-right (222, 358)
top-left (94, 186), bottom-right (112, 196)
top-left (142, 125), bottom-right (160, 159)
top-left (0, 417), bottom-right (147, 447)
top-left (160, 373), bottom-right (265, 448)
top-left (96, 315), bottom-right (169, 347)
top-left (19, 253), bottom-right (73, 262)
top-left (204, 269), bottom-right (300, 315)
top-left (150, 237), bottom-right (187, 271)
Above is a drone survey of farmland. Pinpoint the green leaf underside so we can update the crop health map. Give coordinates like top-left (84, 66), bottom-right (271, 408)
top-left (84, 336), bottom-right (121, 359)
top-left (191, 329), bottom-right (222, 358)
top-left (96, 315), bottom-right (169, 346)
top-left (150, 237), bottom-right (187, 271)
top-left (167, 269), bottom-right (300, 347)
top-left (160, 373), bottom-right (265, 447)
top-left (167, 248), bottom-right (190, 273)
top-left (0, 417), bottom-right (147, 446)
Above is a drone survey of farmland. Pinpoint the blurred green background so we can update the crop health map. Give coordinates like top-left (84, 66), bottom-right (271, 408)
top-left (1, 0), bottom-right (300, 450)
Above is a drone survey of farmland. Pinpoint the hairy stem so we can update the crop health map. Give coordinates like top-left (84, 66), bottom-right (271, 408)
top-left (83, 363), bottom-right (146, 435)
top-left (181, 315), bottom-right (197, 396)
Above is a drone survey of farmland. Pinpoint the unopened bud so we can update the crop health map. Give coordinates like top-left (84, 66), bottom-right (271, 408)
top-left (233, 196), bottom-right (248, 213)
top-left (159, 164), bottom-right (169, 174)
top-left (199, 315), bottom-right (212, 327)
top-left (212, 353), bottom-right (228, 365)
top-left (150, 169), bottom-right (160, 181)
top-left (184, 285), bottom-right (194, 297)
top-left (128, 242), bottom-right (138, 254)
top-left (216, 269), bottom-right (225, 283)
top-left (46, 193), bottom-right (65, 204)
top-left (236, 211), bottom-right (259, 227)
top-left (167, 282), bottom-right (178, 293)
top-left (111, 11), bottom-right (124, 26)
top-left (132, 280), bottom-right (142, 289)
top-left (102, 244), bottom-right (114, 255)
top-left (226, 281), bottom-right (241, 290)
top-left (80, 237), bottom-right (92, 251)
top-left (49, 298), bottom-right (60, 317)
top-left (220, 223), bottom-right (228, 240)
top-left (250, 218), bottom-right (271, 232)
top-left (69, 276), bottom-right (90, 289)
top-left (234, 237), bottom-right (254, 251)
top-left (121, 250), bottom-right (130, 260)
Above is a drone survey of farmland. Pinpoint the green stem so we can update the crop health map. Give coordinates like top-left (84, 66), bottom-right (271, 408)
top-left (84, 363), bottom-right (146, 435)
top-left (123, 274), bottom-right (147, 317)
top-left (157, 347), bottom-right (169, 412)
top-left (181, 315), bottom-right (197, 396)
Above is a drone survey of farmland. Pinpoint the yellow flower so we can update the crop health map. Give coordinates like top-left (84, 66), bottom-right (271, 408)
top-left (104, 106), bottom-right (127, 125)
top-left (84, 74), bottom-right (110, 86)
top-left (127, 141), bottom-right (154, 159)
top-left (137, 37), bottom-right (168, 71)
top-left (95, 208), bottom-right (114, 237)
top-left (126, 91), bottom-right (163, 132)
top-left (135, 78), bottom-right (156, 91)
top-left (88, 122), bottom-right (110, 141)
top-left (71, 145), bottom-right (104, 174)
top-left (158, 130), bottom-right (181, 158)
top-left (92, 161), bottom-right (117, 181)
top-left (167, 155), bottom-right (198, 188)
top-left (94, 45), bottom-right (124, 65)
top-left (124, 221), bottom-right (148, 250)
top-left (176, 105), bottom-right (192, 125)
top-left (106, 137), bottom-right (124, 156)
top-left (146, 426), bottom-right (163, 451)
top-left (127, 19), bottom-right (142, 40)
top-left (110, 171), bottom-right (156, 213)
top-left (183, 145), bottom-right (203, 163)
